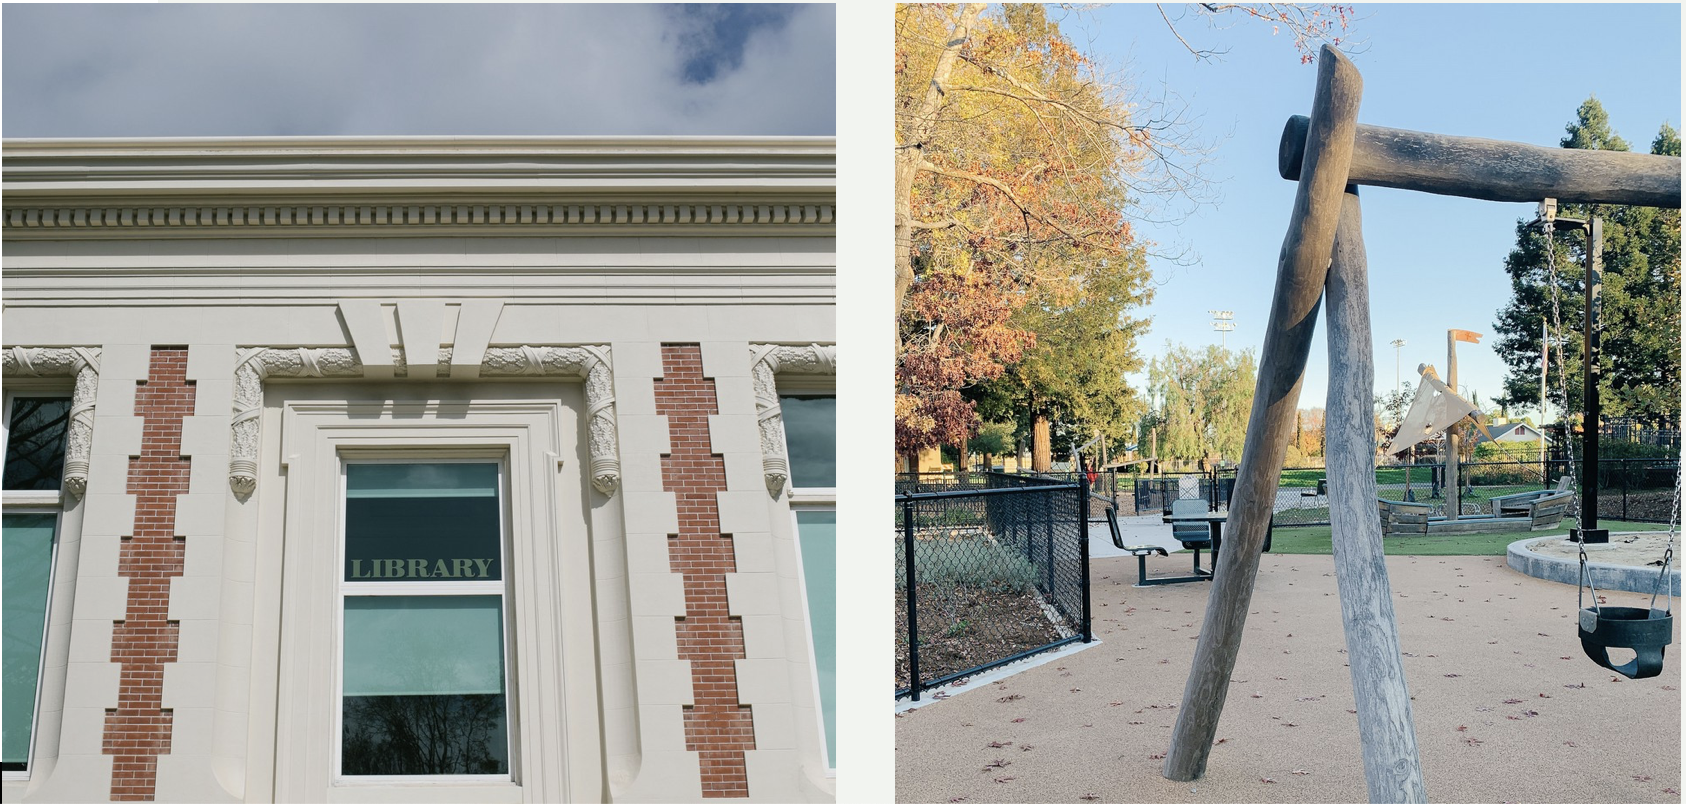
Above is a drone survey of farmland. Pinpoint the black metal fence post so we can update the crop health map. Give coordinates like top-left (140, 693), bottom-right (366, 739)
top-left (1079, 470), bottom-right (1092, 643)
top-left (902, 493), bottom-right (920, 701)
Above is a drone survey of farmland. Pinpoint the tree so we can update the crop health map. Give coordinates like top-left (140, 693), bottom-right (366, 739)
top-left (894, 4), bottom-right (1352, 463)
top-left (1140, 343), bottom-right (1257, 465)
top-left (968, 421), bottom-right (1015, 470)
top-left (971, 241), bottom-right (1155, 471)
top-left (1492, 98), bottom-right (1682, 429)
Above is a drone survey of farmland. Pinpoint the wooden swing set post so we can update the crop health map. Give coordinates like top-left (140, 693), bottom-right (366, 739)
top-left (1162, 40), bottom-right (1682, 798)
top-left (1325, 187), bottom-right (1428, 802)
top-left (1160, 44), bottom-right (1364, 783)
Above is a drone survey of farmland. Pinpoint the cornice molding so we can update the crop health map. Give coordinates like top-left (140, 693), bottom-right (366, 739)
top-left (749, 343), bottom-right (837, 498)
top-left (4, 136), bottom-right (836, 240)
top-left (229, 345), bottom-right (620, 496)
top-left (2, 201), bottom-right (834, 240)
top-left (0, 346), bottom-right (102, 497)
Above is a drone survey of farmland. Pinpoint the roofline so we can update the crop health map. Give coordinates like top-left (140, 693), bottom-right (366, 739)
top-left (2, 136), bottom-right (835, 240)
top-left (3, 135), bottom-right (835, 157)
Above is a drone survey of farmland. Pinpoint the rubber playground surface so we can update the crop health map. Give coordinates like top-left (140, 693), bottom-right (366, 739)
top-left (895, 552), bottom-right (1682, 803)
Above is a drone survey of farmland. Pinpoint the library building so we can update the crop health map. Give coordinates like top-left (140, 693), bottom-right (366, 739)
top-left (1, 137), bottom-right (837, 803)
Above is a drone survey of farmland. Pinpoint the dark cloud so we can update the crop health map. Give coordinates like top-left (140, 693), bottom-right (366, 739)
top-left (1, 4), bottom-right (836, 137)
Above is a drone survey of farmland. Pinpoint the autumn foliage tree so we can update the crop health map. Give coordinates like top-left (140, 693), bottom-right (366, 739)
top-left (895, 4), bottom-right (1352, 468)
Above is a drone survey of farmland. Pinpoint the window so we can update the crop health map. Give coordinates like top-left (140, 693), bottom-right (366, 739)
top-left (337, 461), bottom-right (511, 780)
top-left (781, 392), bottom-right (835, 772)
top-left (2, 395), bottom-right (70, 778)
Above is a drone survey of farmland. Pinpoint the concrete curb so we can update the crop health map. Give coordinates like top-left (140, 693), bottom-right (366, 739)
top-left (1506, 536), bottom-right (1681, 596)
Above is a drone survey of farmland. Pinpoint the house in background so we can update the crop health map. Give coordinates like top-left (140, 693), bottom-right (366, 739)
top-left (1471, 421), bottom-right (1551, 446)
top-left (1, 137), bottom-right (836, 803)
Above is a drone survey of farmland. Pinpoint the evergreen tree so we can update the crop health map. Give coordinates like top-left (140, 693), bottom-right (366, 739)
top-left (1492, 98), bottom-right (1681, 427)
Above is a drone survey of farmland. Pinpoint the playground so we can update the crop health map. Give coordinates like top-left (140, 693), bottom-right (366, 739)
top-left (895, 549), bottom-right (1682, 802)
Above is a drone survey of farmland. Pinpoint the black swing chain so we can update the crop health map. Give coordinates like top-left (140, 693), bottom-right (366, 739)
top-left (1538, 204), bottom-right (1600, 614)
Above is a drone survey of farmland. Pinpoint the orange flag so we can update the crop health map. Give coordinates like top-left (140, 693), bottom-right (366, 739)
top-left (1449, 329), bottom-right (1482, 343)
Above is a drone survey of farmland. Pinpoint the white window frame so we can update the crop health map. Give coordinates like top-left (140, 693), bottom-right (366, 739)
top-left (780, 389), bottom-right (836, 776)
top-left (0, 391), bottom-right (69, 783)
top-left (261, 387), bottom-right (603, 803)
top-left (332, 456), bottom-right (515, 786)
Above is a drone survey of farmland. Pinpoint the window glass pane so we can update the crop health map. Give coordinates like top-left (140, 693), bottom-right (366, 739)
top-left (342, 596), bottom-right (508, 776)
top-left (345, 463), bottom-right (501, 582)
top-left (779, 395), bottom-right (836, 488)
top-left (4, 398), bottom-right (71, 491)
top-left (343, 596), bottom-right (505, 696)
top-left (795, 510), bottom-right (836, 769)
top-left (2, 513), bottom-right (55, 770)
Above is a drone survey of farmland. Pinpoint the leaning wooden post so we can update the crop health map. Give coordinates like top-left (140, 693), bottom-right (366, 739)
top-left (1325, 186), bottom-right (1428, 803)
top-left (1161, 45), bottom-right (1363, 782)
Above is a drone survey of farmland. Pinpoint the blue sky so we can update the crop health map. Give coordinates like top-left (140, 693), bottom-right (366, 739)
top-left (1, 4), bottom-right (835, 136)
top-left (1067, 3), bottom-right (1681, 417)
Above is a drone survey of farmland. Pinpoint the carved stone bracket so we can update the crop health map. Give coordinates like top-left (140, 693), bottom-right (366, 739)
top-left (1, 346), bottom-right (101, 497)
top-left (749, 343), bottom-right (836, 498)
top-left (228, 345), bottom-right (620, 495)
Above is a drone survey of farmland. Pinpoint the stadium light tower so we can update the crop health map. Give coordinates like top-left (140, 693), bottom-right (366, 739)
top-left (1210, 310), bottom-right (1235, 348)
top-left (1390, 338), bottom-right (1406, 391)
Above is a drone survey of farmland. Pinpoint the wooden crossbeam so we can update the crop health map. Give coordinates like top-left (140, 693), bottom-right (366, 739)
top-left (1280, 115), bottom-right (1682, 208)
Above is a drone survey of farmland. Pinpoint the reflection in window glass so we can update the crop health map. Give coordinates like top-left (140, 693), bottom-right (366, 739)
top-left (341, 597), bottom-right (507, 775)
top-left (795, 510), bottom-right (836, 769)
top-left (3, 399), bottom-right (71, 491)
top-left (779, 395), bottom-right (836, 488)
top-left (341, 463), bottom-right (508, 777)
top-left (2, 513), bottom-right (55, 772)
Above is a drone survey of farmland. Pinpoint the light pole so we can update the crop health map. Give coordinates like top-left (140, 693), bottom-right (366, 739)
top-left (1390, 338), bottom-right (1406, 393)
top-left (1210, 310), bottom-right (1235, 349)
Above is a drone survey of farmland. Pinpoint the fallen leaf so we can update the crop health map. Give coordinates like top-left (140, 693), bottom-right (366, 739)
top-left (1079, 796), bottom-right (1101, 802)
top-left (1020, 744), bottom-right (1034, 752)
top-left (987, 741), bottom-right (1013, 749)
top-left (1260, 777), bottom-right (1277, 784)
top-left (998, 694), bottom-right (1024, 703)
top-left (1291, 769), bottom-right (1311, 775)
top-left (983, 759), bottom-right (1011, 770)
top-left (1149, 752), bottom-right (1166, 760)
top-left (1128, 721), bottom-right (1145, 725)
top-left (1214, 738), bottom-right (1228, 745)
top-left (1635, 775), bottom-right (1654, 782)
top-left (1502, 698), bottom-right (1523, 704)
top-left (993, 777), bottom-right (1016, 784)
top-left (1455, 725), bottom-right (1468, 732)
top-left (1444, 673), bottom-right (1462, 678)
top-left (1108, 701), bottom-right (1125, 707)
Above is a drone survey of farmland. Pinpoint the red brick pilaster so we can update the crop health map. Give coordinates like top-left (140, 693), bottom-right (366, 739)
top-left (654, 344), bottom-right (755, 798)
top-left (102, 348), bottom-right (194, 801)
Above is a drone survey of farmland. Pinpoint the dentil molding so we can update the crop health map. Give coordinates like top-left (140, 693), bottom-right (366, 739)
top-left (230, 345), bottom-right (620, 495)
top-left (750, 343), bottom-right (836, 498)
top-left (0, 346), bottom-right (101, 497)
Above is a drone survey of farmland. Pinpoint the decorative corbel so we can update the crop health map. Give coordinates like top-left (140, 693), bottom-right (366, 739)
top-left (750, 343), bottom-right (836, 498)
top-left (479, 345), bottom-right (620, 494)
top-left (227, 344), bottom-right (620, 495)
top-left (1, 346), bottom-right (101, 497)
top-left (229, 348), bottom-right (364, 493)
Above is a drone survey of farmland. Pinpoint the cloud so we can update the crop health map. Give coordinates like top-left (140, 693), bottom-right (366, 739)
top-left (1, 4), bottom-right (836, 137)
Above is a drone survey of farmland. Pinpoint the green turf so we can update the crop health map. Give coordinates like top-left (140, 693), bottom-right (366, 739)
top-left (1268, 519), bottom-right (1661, 556)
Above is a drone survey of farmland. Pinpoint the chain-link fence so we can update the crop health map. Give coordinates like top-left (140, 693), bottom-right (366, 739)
top-left (895, 472), bottom-right (1090, 700)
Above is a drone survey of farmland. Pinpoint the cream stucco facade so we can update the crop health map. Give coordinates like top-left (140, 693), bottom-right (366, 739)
top-left (1, 137), bottom-right (836, 803)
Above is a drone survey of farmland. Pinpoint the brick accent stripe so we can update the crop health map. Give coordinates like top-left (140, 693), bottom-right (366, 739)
top-left (654, 345), bottom-right (755, 798)
top-left (102, 348), bottom-right (194, 801)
